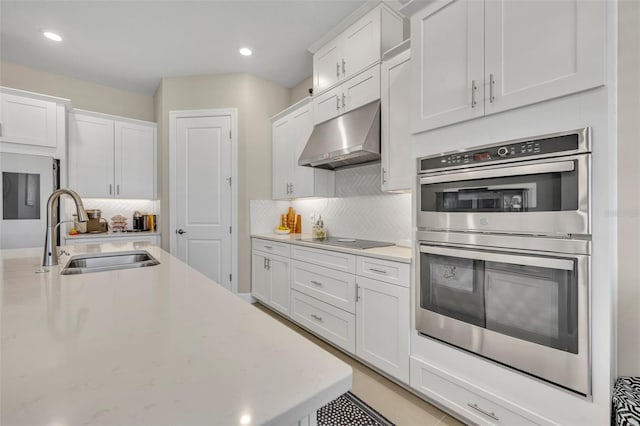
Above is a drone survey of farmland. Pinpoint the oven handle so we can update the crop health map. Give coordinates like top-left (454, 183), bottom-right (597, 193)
top-left (419, 245), bottom-right (575, 271)
top-left (419, 160), bottom-right (575, 185)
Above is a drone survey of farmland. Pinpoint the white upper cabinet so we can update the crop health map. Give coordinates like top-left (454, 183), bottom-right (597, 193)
top-left (410, 0), bottom-right (605, 133)
top-left (271, 99), bottom-right (334, 200)
top-left (69, 113), bottom-right (115, 198)
top-left (69, 110), bottom-right (157, 199)
top-left (411, 0), bottom-right (485, 133)
top-left (0, 88), bottom-right (68, 158)
top-left (312, 4), bottom-right (403, 95)
top-left (483, 0), bottom-right (605, 115)
top-left (381, 44), bottom-right (413, 192)
top-left (114, 121), bottom-right (156, 199)
top-left (313, 65), bottom-right (381, 125)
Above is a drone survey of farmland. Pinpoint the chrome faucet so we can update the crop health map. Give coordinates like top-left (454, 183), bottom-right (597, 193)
top-left (42, 189), bottom-right (88, 267)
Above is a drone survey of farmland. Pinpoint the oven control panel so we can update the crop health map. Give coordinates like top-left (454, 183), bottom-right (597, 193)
top-left (419, 130), bottom-right (586, 173)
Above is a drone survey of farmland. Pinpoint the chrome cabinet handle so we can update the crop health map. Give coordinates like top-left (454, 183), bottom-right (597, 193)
top-left (116, 184), bottom-right (120, 195)
top-left (286, 183), bottom-right (289, 194)
top-left (369, 268), bottom-right (387, 274)
top-left (341, 93), bottom-right (346, 108)
top-left (310, 280), bottom-right (323, 287)
top-left (382, 168), bottom-right (387, 184)
top-left (264, 257), bottom-right (267, 269)
top-left (336, 97), bottom-right (340, 111)
top-left (467, 403), bottom-right (499, 421)
top-left (109, 184), bottom-right (113, 195)
top-left (355, 284), bottom-right (360, 302)
top-left (290, 183), bottom-right (294, 195)
top-left (176, 229), bottom-right (187, 235)
top-left (471, 80), bottom-right (478, 108)
top-left (310, 314), bottom-right (323, 322)
top-left (342, 58), bottom-right (346, 76)
top-left (264, 245), bottom-right (273, 250)
top-left (336, 62), bottom-right (340, 78)
top-left (489, 73), bottom-right (495, 103)
top-left (267, 258), bottom-right (271, 270)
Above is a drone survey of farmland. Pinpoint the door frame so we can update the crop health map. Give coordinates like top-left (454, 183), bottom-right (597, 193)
top-left (169, 108), bottom-right (238, 293)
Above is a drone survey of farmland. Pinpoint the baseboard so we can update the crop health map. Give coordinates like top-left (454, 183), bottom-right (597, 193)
top-left (237, 293), bottom-right (256, 303)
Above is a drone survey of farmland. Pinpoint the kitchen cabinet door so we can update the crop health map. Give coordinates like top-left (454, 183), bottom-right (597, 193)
top-left (251, 251), bottom-right (270, 304)
top-left (0, 93), bottom-right (57, 148)
top-left (313, 85), bottom-right (343, 125)
top-left (272, 116), bottom-right (293, 200)
top-left (342, 65), bottom-right (381, 115)
top-left (114, 121), bottom-right (156, 199)
top-left (381, 49), bottom-right (412, 192)
top-left (272, 100), bottom-right (335, 201)
top-left (410, 0), bottom-right (485, 133)
top-left (313, 39), bottom-right (342, 94)
top-left (290, 105), bottom-right (314, 198)
top-left (356, 276), bottom-right (410, 383)
top-left (484, 0), bottom-right (605, 116)
top-left (269, 254), bottom-right (291, 316)
top-left (69, 113), bottom-right (115, 198)
top-left (341, 7), bottom-right (381, 83)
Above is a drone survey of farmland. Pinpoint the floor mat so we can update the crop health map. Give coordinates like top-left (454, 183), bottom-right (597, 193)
top-left (317, 391), bottom-right (395, 426)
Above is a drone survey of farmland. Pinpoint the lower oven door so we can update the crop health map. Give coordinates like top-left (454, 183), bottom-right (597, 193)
top-left (417, 242), bottom-right (590, 395)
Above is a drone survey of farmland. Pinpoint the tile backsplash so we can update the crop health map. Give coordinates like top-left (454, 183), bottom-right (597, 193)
top-left (62, 198), bottom-right (159, 231)
top-left (251, 163), bottom-right (412, 244)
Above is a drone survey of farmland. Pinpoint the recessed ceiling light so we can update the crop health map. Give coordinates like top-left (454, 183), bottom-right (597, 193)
top-left (239, 47), bottom-right (252, 56)
top-left (42, 31), bottom-right (63, 42)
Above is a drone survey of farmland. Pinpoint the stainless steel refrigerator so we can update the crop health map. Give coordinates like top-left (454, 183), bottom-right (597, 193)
top-left (1, 152), bottom-right (59, 249)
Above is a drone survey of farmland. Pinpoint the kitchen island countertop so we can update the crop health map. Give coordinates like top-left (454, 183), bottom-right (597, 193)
top-left (1, 242), bottom-right (351, 425)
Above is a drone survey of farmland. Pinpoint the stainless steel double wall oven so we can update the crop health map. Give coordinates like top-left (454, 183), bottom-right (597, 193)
top-left (416, 128), bottom-right (592, 396)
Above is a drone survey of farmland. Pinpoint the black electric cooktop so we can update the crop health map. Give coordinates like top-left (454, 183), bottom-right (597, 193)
top-left (299, 236), bottom-right (394, 250)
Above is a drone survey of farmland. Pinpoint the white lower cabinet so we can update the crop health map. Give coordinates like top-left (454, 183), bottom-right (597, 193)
top-left (355, 276), bottom-right (409, 383)
top-left (410, 356), bottom-right (542, 426)
top-left (291, 290), bottom-right (356, 353)
top-left (252, 239), bottom-right (292, 316)
top-left (251, 238), bottom-right (410, 384)
top-left (291, 260), bottom-right (356, 313)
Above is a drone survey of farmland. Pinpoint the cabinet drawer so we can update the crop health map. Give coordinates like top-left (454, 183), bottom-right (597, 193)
top-left (292, 260), bottom-right (356, 313)
top-left (410, 357), bottom-right (539, 426)
top-left (253, 238), bottom-right (291, 258)
top-left (290, 290), bottom-right (355, 353)
top-left (357, 256), bottom-right (409, 287)
top-left (292, 245), bottom-right (356, 273)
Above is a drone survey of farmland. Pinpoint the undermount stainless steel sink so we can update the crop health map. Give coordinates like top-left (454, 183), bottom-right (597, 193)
top-left (60, 250), bottom-right (160, 275)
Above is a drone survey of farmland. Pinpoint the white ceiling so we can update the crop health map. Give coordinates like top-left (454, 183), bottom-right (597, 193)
top-left (0, 0), bottom-right (368, 96)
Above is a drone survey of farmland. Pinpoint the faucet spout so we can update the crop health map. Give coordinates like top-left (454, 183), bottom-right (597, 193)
top-left (42, 189), bottom-right (88, 267)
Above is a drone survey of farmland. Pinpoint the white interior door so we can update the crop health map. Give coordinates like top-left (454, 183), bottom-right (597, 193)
top-left (175, 115), bottom-right (232, 289)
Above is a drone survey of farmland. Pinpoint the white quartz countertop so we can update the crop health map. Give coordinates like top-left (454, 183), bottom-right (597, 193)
top-left (252, 233), bottom-right (412, 263)
top-left (1, 242), bottom-right (351, 426)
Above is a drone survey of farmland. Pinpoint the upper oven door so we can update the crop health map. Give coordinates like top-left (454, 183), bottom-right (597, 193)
top-left (417, 154), bottom-right (590, 236)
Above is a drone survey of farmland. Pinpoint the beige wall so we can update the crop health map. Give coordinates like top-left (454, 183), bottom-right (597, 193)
top-left (289, 76), bottom-right (312, 105)
top-left (154, 73), bottom-right (290, 293)
top-left (0, 61), bottom-right (154, 121)
top-left (617, 0), bottom-right (640, 376)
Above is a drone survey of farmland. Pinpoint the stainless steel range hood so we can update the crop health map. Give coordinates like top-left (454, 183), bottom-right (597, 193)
top-left (298, 100), bottom-right (380, 170)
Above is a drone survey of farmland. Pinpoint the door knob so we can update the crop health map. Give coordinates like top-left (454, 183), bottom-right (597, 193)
top-left (176, 229), bottom-right (186, 235)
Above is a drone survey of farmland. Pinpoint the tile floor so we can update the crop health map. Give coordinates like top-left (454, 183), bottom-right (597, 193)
top-left (253, 303), bottom-right (465, 426)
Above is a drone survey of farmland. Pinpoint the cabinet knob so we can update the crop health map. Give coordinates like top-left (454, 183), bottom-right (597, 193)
top-left (176, 229), bottom-right (186, 235)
